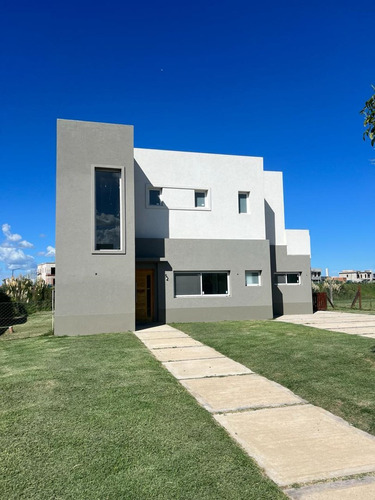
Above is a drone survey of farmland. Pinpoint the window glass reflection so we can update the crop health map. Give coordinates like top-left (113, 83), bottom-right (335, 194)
top-left (95, 169), bottom-right (121, 250)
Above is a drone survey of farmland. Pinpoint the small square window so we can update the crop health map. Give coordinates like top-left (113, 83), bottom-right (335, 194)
top-left (149, 188), bottom-right (162, 206)
top-left (245, 271), bottom-right (261, 286)
top-left (238, 192), bottom-right (249, 213)
top-left (195, 191), bottom-right (206, 208)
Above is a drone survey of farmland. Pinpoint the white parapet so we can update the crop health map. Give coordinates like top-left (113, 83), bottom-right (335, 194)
top-left (286, 229), bottom-right (311, 256)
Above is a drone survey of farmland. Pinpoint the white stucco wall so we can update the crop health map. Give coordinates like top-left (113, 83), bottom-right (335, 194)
top-left (134, 148), bottom-right (267, 240)
top-left (263, 171), bottom-right (287, 246)
top-left (285, 229), bottom-right (311, 256)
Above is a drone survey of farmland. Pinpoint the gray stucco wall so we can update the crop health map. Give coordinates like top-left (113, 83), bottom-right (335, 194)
top-left (55, 120), bottom-right (136, 336)
top-left (136, 238), bottom-right (274, 322)
top-left (270, 245), bottom-right (313, 316)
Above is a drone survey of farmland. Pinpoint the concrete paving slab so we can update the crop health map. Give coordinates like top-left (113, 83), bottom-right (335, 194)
top-left (180, 374), bottom-right (305, 413)
top-left (163, 357), bottom-right (252, 379)
top-left (285, 476), bottom-right (375, 499)
top-left (135, 324), bottom-right (178, 332)
top-left (134, 330), bottom-right (189, 340)
top-left (275, 312), bottom-right (375, 337)
top-left (215, 404), bottom-right (375, 487)
top-left (141, 337), bottom-right (203, 349)
top-left (277, 313), bottom-right (375, 323)
top-left (152, 346), bottom-right (225, 362)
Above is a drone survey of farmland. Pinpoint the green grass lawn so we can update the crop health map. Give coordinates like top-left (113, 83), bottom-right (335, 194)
top-left (173, 321), bottom-right (375, 436)
top-left (0, 310), bottom-right (53, 341)
top-left (0, 328), bottom-right (285, 499)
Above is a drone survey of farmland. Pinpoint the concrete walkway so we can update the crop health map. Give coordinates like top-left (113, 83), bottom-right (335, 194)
top-left (133, 324), bottom-right (375, 499)
top-left (275, 311), bottom-right (375, 338)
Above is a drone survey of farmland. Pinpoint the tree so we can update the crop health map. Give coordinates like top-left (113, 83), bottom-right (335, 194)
top-left (322, 278), bottom-right (342, 305)
top-left (2, 276), bottom-right (33, 302)
top-left (360, 85), bottom-right (375, 147)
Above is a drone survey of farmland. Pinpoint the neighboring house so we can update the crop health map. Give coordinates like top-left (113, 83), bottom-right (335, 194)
top-left (311, 268), bottom-right (322, 283)
top-left (339, 270), bottom-right (374, 283)
top-left (37, 263), bottom-right (55, 286)
top-left (54, 119), bottom-right (313, 336)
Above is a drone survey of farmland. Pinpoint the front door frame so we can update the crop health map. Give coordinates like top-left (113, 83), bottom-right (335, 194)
top-left (136, 267), bottom-right (156, 323)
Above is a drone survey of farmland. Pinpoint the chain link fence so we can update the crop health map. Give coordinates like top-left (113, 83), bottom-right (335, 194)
top-left (327, 284), bottom-right (375, 312)
top-left (0, 299), bottom-right (54, 338)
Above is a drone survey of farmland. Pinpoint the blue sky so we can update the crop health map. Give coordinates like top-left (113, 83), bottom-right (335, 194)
top-left (1, 0), bottom-right (374, 280)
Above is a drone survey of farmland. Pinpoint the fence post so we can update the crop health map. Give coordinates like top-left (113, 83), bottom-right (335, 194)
top-left (351, 285), bottom-right (362, 309)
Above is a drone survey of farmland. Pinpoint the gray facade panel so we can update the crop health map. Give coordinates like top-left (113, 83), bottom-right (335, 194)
top-left (54, 313), bottom-right (135, 336)
top-left (281, 303), bottom-right (313, 315)
top-left (136, 238), bottom-right (274, 322)
top-left (55, 120), bottom-right (136, 336)
top-left (166, 306), bottom-right (273, 322)
top-left (270, 245), bottom-right (313, 316)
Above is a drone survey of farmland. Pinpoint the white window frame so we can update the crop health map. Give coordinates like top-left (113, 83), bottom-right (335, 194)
top-left (245, 271), bottom-right (261, 286)
top-left (174, 271), bottom-right (230, 297)
top-left (274, 272), bottom-right (301, 285)
top-left (238, 191), bottom-right (250, 214)
top-left (92, 165), bottom-right (126, 254)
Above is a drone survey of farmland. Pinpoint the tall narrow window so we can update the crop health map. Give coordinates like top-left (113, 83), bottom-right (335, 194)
top-left (95, 168), bottom-right (121, 250)
top-left (195, 190), bottom-right (206, 208)
top-left (238, 192), bottom-right (249, 213)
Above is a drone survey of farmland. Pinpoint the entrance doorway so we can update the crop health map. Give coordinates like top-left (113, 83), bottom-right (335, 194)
top-left (136, 269), bottom-right (155, 322)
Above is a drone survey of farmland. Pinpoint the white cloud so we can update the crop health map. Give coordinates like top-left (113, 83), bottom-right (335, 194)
top-left (0, 246), bottom-right (35, 270)
top-left (2, 223), bottom-right (22, 242)
top-left (0, 223), bottom-right (55, 279)
top-left (19, 240), bottom-right (34, 248)
top-left (46, 246), bottom-right (55, 257)
top-left (0, 223), bottom-right (36, 275)
top-left (38, 246), bottom-right (56, 257)
top-left (1, 240), bottom-right (13, 248)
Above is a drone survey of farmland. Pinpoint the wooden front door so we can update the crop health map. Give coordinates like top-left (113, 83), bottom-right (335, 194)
top-left (136, 269), bottom-right (155, 322)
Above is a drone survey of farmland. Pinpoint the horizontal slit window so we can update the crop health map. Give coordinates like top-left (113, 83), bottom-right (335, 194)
top-left (175, 272), bottom-right (229, 296)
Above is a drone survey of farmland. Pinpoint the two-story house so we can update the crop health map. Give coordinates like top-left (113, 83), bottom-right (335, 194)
top-left (339, 270), bottom-right (374, 283)
top-left (54, 119), bottom-right (312, 336)
top-left (37, 262), bottom-right (55, 286)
